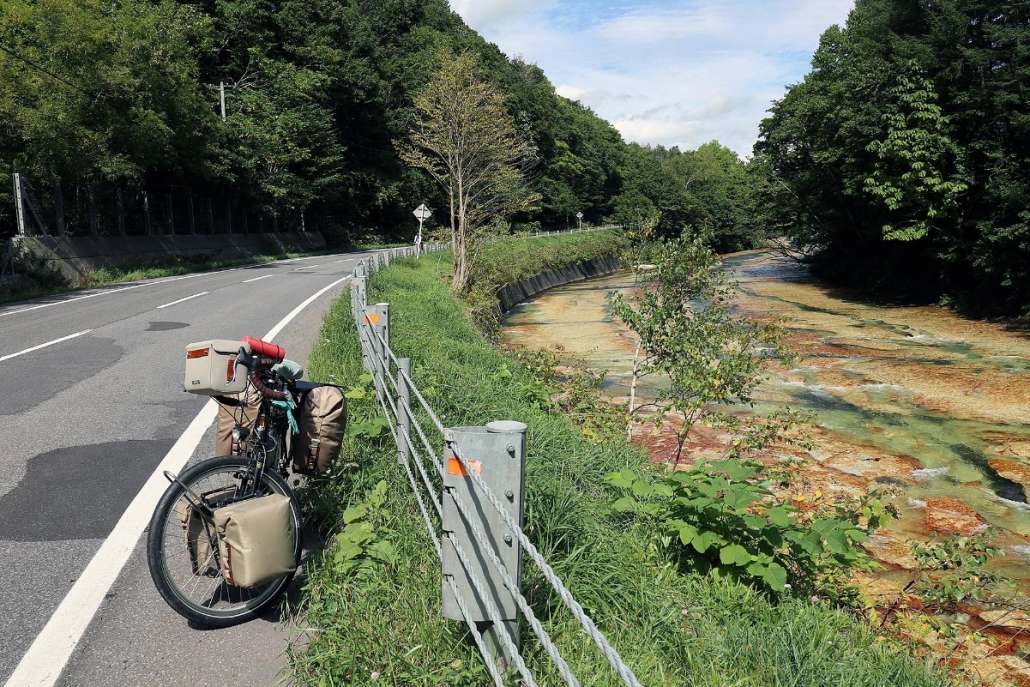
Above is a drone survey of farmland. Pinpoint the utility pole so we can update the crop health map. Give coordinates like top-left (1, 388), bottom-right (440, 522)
top-left (219, 81), bottom-right (226, 121)
top-left (12, 173), bottom-right (26, 236)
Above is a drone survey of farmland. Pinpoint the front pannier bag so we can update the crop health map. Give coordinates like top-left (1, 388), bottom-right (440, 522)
top-left (213, 494), bottom-right (296, 588)
top-left (214, 386), bottom-right (262, 456)
top-left (291, 385), bottom-right (346, 475)
top-left (174, 486), bottom-right (237, 575)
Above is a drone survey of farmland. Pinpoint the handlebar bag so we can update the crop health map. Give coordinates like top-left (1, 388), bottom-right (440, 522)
top-left (174, 486), bottom-right (237, 576)
top-left (291, 385), bottom-right (347, 475)
top-left (213, 494), bottom-right (296, 588)
top-left (184, 339), bottom-right (248, 395)
top-left (215, 386), bottom-right (263, 457)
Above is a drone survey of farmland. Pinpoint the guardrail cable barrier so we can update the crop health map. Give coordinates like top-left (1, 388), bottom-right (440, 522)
top-left (345, 232), bottom-right (642, 687)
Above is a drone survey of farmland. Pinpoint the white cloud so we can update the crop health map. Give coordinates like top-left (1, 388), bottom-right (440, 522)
top-left (448, 0), bottom-right (554, 28)
top-left (451, 0), bottom-right (855, 157)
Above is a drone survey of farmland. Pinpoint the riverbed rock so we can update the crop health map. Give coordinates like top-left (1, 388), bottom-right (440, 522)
top-left (862, 533), bottom-right (920, 569)
top-left (988, 458), bottom-right (1030, 496)
top-left (923, 497), bottom-right (989, 536)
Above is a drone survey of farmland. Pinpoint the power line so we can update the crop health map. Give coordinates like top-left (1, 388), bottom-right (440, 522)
top-left (0, 42), bottom-right (91, 95)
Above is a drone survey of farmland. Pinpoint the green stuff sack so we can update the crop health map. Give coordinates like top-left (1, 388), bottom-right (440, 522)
top-left (214, 494), bottom-right (296, 588)
top-left (291, 385), bottom-right (346, 475)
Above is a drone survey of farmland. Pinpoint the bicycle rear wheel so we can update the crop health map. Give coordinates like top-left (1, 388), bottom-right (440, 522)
top-left (146, 456), bottom-right (301, 628)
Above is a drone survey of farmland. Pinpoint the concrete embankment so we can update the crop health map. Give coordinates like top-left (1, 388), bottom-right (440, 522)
top-left (496, 254), bottom-right (620, 314)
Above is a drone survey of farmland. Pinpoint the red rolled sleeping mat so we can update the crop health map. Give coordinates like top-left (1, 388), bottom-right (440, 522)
top-left (243, 336), bottom-right (286, 362)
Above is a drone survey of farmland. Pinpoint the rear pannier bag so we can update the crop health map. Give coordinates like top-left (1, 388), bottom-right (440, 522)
top-left (215, 386), bottom-right (263, 456)
top-left (291, 386), bottom-right (346, 475)
top-left (213, 494), bottom-right (296, 588)
top-left (184, 339), bottom-right (248, 395)
top-left (174, 486), bottom-right (237, 576)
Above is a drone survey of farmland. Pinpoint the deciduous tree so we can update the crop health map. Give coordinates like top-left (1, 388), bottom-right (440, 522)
top-left (398, 50), bottom-right (539, 291)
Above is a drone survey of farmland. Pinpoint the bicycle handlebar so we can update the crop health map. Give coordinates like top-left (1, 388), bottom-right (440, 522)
top-left (243, 336), bottom-right (285, 363)
top-left (233, 344), bottom-right (290, 401)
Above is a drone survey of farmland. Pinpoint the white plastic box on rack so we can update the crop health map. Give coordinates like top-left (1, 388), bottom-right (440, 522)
top-left (183, 339), bottom-right (248, 395)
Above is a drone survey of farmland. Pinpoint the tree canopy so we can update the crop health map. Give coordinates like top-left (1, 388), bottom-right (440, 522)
top-left (757, 0), bottom-right (1029, 315)
top-left (0, 0), bottom-right (767, 252)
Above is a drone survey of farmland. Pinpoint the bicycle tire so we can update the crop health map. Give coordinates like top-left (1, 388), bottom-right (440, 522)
top-left (146, 456), bottom-right (301, 628)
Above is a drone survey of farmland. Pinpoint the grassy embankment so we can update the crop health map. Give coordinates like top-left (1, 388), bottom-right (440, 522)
top-left (293, 231), bottom-right (949, 686)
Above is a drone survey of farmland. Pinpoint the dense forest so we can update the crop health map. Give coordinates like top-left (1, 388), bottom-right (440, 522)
top-left (758, 0), bottom-right (1029, 315)
top-left (0, 0), bottom-right (764, 252)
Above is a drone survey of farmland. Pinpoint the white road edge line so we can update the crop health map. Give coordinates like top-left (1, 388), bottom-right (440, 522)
top-left (4, 274), bottom-right (352, 687)
top-left (0, 253), bottom-right (331, 319)
top-left (0, 329), bottom-right (93, 364)
top-left (155, 291), bottom-right (208, 310)
top-left (241, 274), bottom-right (273, 284)
top-left (0, 275), bottom-right (197, 319)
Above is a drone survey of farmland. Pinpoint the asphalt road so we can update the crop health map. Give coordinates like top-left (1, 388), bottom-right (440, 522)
top-left (0, 251), bottom-right (367, 686)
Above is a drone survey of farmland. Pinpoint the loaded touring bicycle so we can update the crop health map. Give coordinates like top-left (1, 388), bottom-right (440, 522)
top-left (147, 336), bottom-right (345, 627)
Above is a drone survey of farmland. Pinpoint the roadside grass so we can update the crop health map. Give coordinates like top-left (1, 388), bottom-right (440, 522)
top-left (292, 245), bottom-right (949, 686)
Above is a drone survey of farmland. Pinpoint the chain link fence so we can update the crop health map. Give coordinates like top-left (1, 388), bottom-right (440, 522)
top-left (347, 242), bottom-right (642, 686)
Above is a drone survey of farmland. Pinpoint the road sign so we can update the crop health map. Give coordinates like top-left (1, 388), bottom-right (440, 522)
top-left (413, 204), bottom-right (432, 221)
top-left (575, 212), bottom-right (583, 219)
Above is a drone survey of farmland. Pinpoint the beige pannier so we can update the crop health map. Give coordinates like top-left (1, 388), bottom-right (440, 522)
top-left (184, 339), bottom-right (248, 395)
top-left (214, 494), bottom-right (296, 588)
top-left (215, 386), bottom-right (263, 456)
top-left (291, 386), bottom-right (347, 475)
top-left (174, 486), bottom-right (237, 575)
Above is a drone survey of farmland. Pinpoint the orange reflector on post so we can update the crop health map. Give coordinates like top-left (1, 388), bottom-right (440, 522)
top-left (363, 312), bottom-right (382, 325)
top-left (447, 456), bottom-right (482, 477)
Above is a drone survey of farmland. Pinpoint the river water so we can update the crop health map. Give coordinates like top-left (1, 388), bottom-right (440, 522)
top-left (501, 251), bottom-right (1030, 588)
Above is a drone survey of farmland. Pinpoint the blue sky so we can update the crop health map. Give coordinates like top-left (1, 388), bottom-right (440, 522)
top-left (451, 0), bottom-right (856, 157)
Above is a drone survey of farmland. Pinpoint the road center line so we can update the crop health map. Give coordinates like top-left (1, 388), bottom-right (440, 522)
top-left (293, 263), bottom-right (324, 271)
top-left (4, 274), bottom-right (352, 687)
top-left (155, 291), bottom-right (208, 309)
top-left (241, 274), bottom-right (273, 283)
top-left (0, 329), bottom-right (93, 364)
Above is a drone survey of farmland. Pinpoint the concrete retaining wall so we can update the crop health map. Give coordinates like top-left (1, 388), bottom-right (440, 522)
top-left (497, 254), bottom-right (620, 315)
top-left (14, 231), bottom-right (327, 282)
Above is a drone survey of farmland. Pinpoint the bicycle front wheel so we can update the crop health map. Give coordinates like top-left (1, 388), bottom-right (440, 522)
top-left (146, 456), bottom-right (301, 628)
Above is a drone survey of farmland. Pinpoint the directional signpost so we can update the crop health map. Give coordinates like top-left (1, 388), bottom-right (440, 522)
top-left (413, 203), bottom-right (432, 252)
top-left (576, 211), bottom-right (583, 230)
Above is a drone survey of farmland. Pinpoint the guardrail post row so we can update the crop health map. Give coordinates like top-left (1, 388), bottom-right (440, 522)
top-left (397, 357), bottom-right (412, 466)
top-left (364, 302), bottom-right (389, 395)
top-left (442, 421), bottom-right (527, 671)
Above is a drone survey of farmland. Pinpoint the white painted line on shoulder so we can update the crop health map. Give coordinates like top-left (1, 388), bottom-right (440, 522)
top-left (0, 253), bottom-right (346, 319)
top-left (3, 273), bottom-right (351, 687)
top-left (241, 274), bottom-right (273, 283)
top-left (155, 291), bottom-right (208, 310)
top-left (0, 275), bottom-right (196, 319)
top-left (0, 329), bottom-right (93, 364)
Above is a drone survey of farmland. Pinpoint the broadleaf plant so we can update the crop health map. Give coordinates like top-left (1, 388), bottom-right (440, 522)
top-left (605, 459), bottom-right (893, 597)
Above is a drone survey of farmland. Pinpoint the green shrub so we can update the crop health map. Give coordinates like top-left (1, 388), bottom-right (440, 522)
top-left (605, 459), bottom-right (894, 599)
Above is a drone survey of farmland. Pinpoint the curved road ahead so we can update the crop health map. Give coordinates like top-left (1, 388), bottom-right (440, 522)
top-left (0, 251), bottom-right (368, 686)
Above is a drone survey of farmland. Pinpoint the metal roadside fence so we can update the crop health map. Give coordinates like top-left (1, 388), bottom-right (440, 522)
top-left (347, 242), bottom-right (642, 687)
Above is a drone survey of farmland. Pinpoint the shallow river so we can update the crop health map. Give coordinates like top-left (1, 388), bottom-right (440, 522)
top-left (502, 251), bottom-right (1030, 586)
